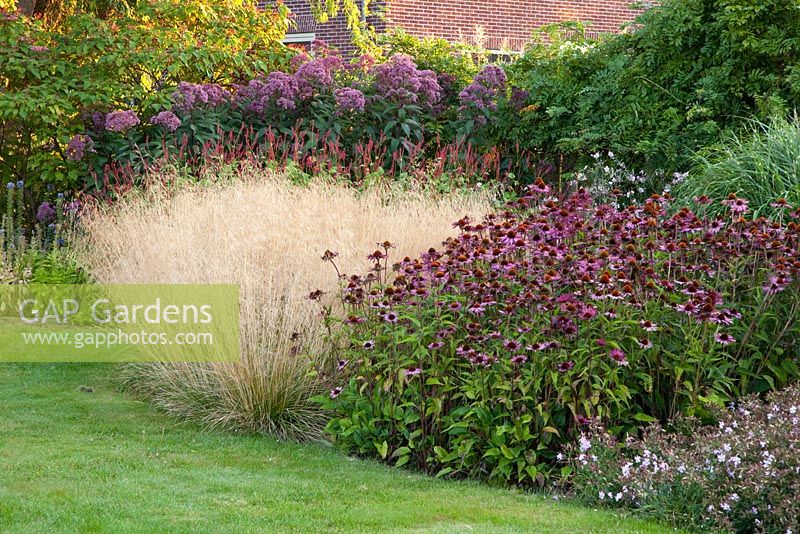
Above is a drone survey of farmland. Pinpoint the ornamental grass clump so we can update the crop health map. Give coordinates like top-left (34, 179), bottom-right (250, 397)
top-left (569, 385), bottom-right (800, 533)
top-left (77, 170), bottom-right (490, 441)
top-left (319, 182), bottom-right (800, 486)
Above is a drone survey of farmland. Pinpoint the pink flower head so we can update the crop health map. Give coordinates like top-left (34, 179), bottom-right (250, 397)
top-left (334, 87), bottom-right (366, 113)
top-left (105, 110), bottom-right (140, 132)
top-left (722, 196), bottom-right (749, 214)
top-left (557, 360), bottom-right (575, 373)
top-left (510, 354), bottom-right (528, 365)
top-left (714, 332), bottom-right (736, 345)
top-left (371, 54), bottom-right (441, 108)
top-left (151, 111), bottom-right (181, 132)
top-left (609, 348), bottom-right (628, 366)
top-left (65, 134), bottom-right (93, 161)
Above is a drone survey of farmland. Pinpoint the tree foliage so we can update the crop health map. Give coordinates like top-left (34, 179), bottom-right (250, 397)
top-left (0, 0), bottom-right (291, 189)
top-left (505, 0), bottom-right (800, 176)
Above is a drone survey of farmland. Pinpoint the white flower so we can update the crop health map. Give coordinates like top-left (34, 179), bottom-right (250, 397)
top-left (599, 491), bottom-right (606, 500)
top-left (579, 434), bottom-right (592, 452)
top-left (621, 462), bottom-right (632, 477)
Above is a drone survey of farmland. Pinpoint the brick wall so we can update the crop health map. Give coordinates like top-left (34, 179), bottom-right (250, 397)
top-left (385, 0), bottom-right (643, 51)
top-left (278, 0), bottom-right (642, 53)
top-left (280, 0), bottom-right (387, 53)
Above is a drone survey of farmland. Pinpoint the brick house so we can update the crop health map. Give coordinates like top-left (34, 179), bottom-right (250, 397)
top-left (277, 0), bottom-right (643, 53)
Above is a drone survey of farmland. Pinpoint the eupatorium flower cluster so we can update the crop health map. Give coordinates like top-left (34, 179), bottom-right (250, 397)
top-left (371, 54), bottom-right (441, 108)
top-left (171, 82), bottom-right (229, 112)
top-left (104, 110), bottom-right (140, 132)
top-left (459, 64), bottom-right (507, 118)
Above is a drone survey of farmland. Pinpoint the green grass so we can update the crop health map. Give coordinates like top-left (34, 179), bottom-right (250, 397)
top-left (0, 364), bottom-right (672, 533)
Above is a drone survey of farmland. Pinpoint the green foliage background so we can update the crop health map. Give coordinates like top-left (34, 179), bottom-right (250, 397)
top-left (504, 0), bottom-right (800, 179)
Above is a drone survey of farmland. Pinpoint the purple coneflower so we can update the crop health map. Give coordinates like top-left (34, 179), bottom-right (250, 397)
top-left (330, 387), bottom-right (343, 399)
top-left (639, 320), bottom-right (659, 332)
top-left (610, 348), bottom-right (628, 366)
top-left (510, 354), bottom-right (528, 365)
top-left (557, 360), bottom-right (575, 373)
top-left (362, 340), bottom-right (375, 350)
top-left (722, 196), bottom-right (749, 214)
top-left (714, 332), bottom-right (736, 345)
top-left (447, 301), bottom-right (463, 312)
top-left (404, 367), bottom-right (422, 377)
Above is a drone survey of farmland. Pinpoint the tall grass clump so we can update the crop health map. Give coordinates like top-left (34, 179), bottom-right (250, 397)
top-left (674, 118), bottom-right (800, 217)
top-left (76, 170), bottom-right (490, 440)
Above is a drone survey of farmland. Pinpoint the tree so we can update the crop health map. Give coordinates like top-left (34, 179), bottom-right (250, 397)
top-left (308, 0), bottom-right (376, 51)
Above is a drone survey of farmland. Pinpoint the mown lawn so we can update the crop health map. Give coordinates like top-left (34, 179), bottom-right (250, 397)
top-left (0, 363), bottom-right (672, 533)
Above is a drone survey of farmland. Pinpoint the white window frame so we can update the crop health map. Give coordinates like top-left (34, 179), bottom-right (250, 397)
top-left (283, 32), bottom-right (316, 44)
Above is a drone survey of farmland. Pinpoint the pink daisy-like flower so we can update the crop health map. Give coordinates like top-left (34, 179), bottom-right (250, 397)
top-left (722, 196), bottom-right (749, 214)
top-left (610, 348), bottom-right (628, 366)
top-left (557, 360), bottom-right (575, 373)
top-left (330, 387), bottom-right (343, 399)
top-left (636, 337), bottom-right (653, 349)
top-left (510, 354), bottom-right (528, 365)
top-left (714, 332), bottom-right (736, 345)
top-left (362, 340), bottom-right (375, 350)
top-left (639, 320), bottom-right (659, 332)
top-left (404, 367), bottom-right (422, 377)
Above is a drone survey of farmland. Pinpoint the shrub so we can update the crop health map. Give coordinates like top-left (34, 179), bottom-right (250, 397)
top-left (72, 49), bottom-right (539, 192)
top-left (0, 1), bottom-right (291, 193)
top-left (507, 0), bottom-right (800, 175)
top-left (76, 168), bottom-right (490, 440)
top-left (568, 385), bottom-right (800, 533)
top-left (318, 184), bottom-right (800, 486)
top-left (674, 118), bottom-right (800, 218)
